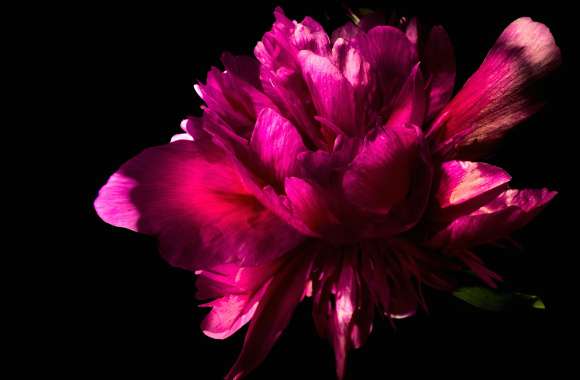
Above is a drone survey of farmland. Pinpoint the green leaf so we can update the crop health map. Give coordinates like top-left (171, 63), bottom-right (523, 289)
top-left (453, 287), bottom-right (546, 312)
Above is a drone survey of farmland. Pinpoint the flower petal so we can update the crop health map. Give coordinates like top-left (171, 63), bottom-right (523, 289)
top-left (196, 68), bottom-right (275, 138)
top-left (428, 17), bottom-right (561, 159)
top-left (363, 26), bottom-right (417, 111)
top-left (385, 63), bottom-right (427, 129)
top-left (429, 188), bottom-right (557, 248)
top-left (250, 108), bottom-right (307, 184)
top-left (342, 124), bottom-right (422, 214)
top-left (298, 50), bottom-right (358, 136)
top-left (200, 290), bottom-right (266, 340)
top-left (434, 161), bottom-right (511, 209)
top-left (225, 243), bottom-right (316, 380)
top-left (94, 140), bottom-right (303, 270)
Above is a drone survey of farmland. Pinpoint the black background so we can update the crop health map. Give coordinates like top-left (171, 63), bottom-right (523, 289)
top-left (57, 1), bottom-right (575, 378)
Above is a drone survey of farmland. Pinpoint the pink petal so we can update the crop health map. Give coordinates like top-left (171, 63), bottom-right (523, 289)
top-left (429, 188), bottom-right (557, 248)
top-left (428, 17), bottom-right (561, 159)
top-left (298, 50), bottom-right (358, 136)
top-left (423, 25), bottom-right (456, 120)
top-left (342, 124), bottom-right (422, 214)
top-left (94, 140), bottom-right (303, 270)
top-left (250, 108), bottom-right (307, 184)
top-left (200, 290), bottom-right (267, 340)
top-left (196, 68), bottom-right (275, 138)
top-left (331, 37), bottom-right (370, 91)
top-left (225, 243), bottom-right (316, 380)
top-left (362, 26), bottom-right (417, 111)
top-left (385, 63), bottom-right (427, 129)
top-left (311, 251), bottom-right (373, 379)
top-left (434, 161), bottom-right (511, 209)
top-left (284, 177), bottom-right (339, 235)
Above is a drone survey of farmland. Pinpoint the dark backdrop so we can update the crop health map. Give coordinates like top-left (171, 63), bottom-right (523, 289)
top-left (67, 1), bottom-right (573, 378)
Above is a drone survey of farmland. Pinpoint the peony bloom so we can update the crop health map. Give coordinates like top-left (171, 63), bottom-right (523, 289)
top-left (95, 8), bottom-right (560, 380)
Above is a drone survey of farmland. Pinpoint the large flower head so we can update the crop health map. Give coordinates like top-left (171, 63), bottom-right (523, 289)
top-left (95, 7), bottom-right (560, 379)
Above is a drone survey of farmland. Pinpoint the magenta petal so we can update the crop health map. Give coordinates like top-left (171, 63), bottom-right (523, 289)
top-left (284, 177), bottom-right (339, 234)
top-left (196, 68), bottom-right (275, 138)
top-left (298, 50), bottom-right (358, 136)
top-left (386, 63), bottom-right (427, 129)
top-left (225, 244), bottom-right (316, 380)
top-left (434, 160), bottom-right (511, 209)
top-left (363, 26), bottom-right (417, 110)
top-left (200, 290), bottom-right (266, 340)
top-left (311, 251), bottom-right (373, 380)
top-left (331, 37), bottom-right (370, 92)
top-left (430, 188), bottom-right (557, 248)
top-left (423, 25), bottom-right (456, 120)
top-left (428, 17), bottom-right (561, 159)
top-left (94, 140), bottom-right (303, 270)
top-left (250, 108), bottom-right (307, 184)
top-left (342, 124), bottom-right (422, 214)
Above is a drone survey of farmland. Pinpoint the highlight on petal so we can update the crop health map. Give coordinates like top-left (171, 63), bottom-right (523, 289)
top-left (94, 140), bottom-right (303, 270)
top-left (428, 17), bottom-right (561, 159)
top-left (196, 68), bottom-right (275, 138)
top-left (429, 188), bottom-right (557, 248)
top-left (434, 160), bottom-right (511, 209)
top-left (196, 259), bottom-right (284, 340)
top-left (311, 250), bottom-right (373, 380)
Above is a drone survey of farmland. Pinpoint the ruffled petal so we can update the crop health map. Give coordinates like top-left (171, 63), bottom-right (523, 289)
top-left (428, 17), bottom-right (560, 159)
top-left (94, 140), bottom-right (303, 270)
top-left (196, 68), bottom-right (275, 138)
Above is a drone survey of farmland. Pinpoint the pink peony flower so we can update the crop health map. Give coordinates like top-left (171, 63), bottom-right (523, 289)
top-left (95, 8), bottom-right (560, 380)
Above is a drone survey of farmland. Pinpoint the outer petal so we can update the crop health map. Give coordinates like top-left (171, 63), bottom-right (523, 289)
top-left (429, 188), bottom-right (557, 248)
top-left (94, 140), bottom-right (303, 270)
top-left (196, 68), bottom-right (275, 138)
top-left (250, 108), bottom-right (307, 184)
top-left (200, 290), bottom-right (266, 340)
top-left (225, 243), bottom-right (316, 380)
top-left (434, 161), bottom-right (511, 209)
top-left (220, 52), bottom-right (262, 89)
top-left (428, 17), bottom-right (561, 159)
top-left (298, 50), bottom-right (358, 136)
